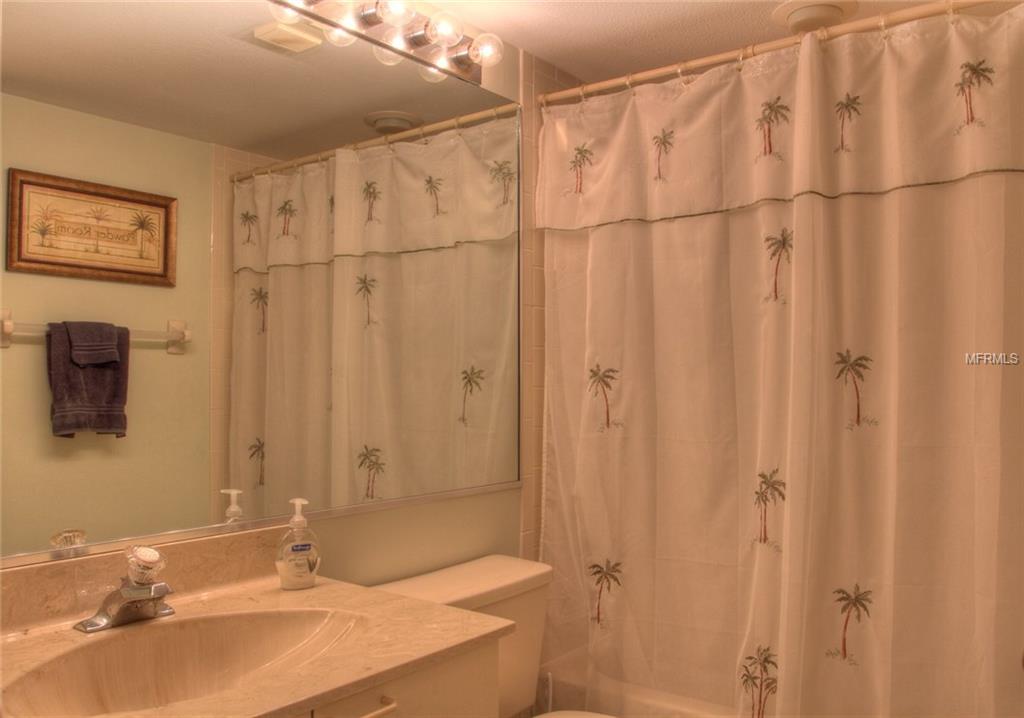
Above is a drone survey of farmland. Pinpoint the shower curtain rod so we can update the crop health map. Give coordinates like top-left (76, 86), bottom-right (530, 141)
top-left (537, 0), bottom-right (994, 105)
top-left (232, 101), bottom-right (519, 182)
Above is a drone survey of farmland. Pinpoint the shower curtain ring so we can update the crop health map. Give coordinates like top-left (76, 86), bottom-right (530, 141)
top-left (676, 63), bottom-right (685, 79)
top-left (817, 26), bottom-right (830, 41)
top-left (625, 73), bottom-right (633, 92)
top-left (579, 85), bottom-right (587, 102)
top-left (947, 0), bottom-right (958, 23)
top-left (736, 47), bottom-right (746, 71)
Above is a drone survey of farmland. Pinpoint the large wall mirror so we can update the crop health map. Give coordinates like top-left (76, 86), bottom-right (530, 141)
top-left (1, 0), bottom-right (519, 563)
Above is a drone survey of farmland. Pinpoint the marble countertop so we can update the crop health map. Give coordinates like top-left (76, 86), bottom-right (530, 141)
top-left (1, 575), bottom-right (514, 717)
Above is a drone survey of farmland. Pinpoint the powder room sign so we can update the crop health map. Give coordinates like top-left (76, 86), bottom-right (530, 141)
top-left (6, 169), bottom-right (177, 287)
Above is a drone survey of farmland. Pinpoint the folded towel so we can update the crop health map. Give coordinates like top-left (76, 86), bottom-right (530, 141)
top-left (65, 321), bottom-right (120, 366)
top-left (47, 323), bottom-right (130, 438)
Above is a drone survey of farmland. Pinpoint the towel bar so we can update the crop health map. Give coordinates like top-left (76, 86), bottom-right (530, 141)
top-left (0, 310), bottom-right (191, 354)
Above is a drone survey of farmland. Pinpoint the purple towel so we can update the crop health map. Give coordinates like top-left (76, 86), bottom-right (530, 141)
top-left (65, 321), bottom-right (120, 365)
top-left (46, 323), bottom-right (129, 438)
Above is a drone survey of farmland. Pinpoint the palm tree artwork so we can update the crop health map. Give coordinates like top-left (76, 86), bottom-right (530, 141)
top-left (250, 287), bottom-right (269, 334)
top-left (652, 128), bottom-right (675, 181)
top-left (276, 199), bottom-right (297, 236)
top-left (489, 160), bottom-right (516, 206)
top-left (357, 445), bottom-right (385, 499)
top-left (764, 227), bottom-right (793, 302)
top-left (239, 211), bottom-right (258, 244)
top-left (129, 211), bottom-right (157, 259)
top-left (569, 143), bottom-right (594, 194)
top-left (362, 181), bottom-right (382, 223)
top-left (835, 349), bottom-right (873, 427)
top-left (755, 96), bottom-right (791, 159)
top-left (30, 219), bottom-right (55, 248)
top-left (459, 366), bottom-right (485, 425)
top-left (588, 363), bottom-right (619, 429)
top-left (956, 59), bottom-right (994, 129)
top-left (355, 274), bottom-right (378, 327)
top-left (739, 645), bottom-right (778, 718)
top-left (587, 559), bottom-right (622, 624)
top-left (424, 176), bottom-right (445, 217)
top-left (248, 438), bottom-right (266, 486)
top-left (834, 93), bottom-right (862, 152)
top-left (86, 206), bottom-right (112, 252)
top-left (831, 583), bottom-right (873, 662)
top-left (754, 468), bottom-right (786, 544)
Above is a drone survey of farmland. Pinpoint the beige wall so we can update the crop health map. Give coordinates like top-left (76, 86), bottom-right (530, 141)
top-left (0, 94), bottom-right (212, 555)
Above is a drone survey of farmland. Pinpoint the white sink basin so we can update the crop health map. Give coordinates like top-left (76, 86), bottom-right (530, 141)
top-left (3, 609), bottom-right (357, 717)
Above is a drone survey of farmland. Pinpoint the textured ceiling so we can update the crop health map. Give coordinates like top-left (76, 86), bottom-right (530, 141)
top-left (1, 1), bottom-right (510, 159)
top-left (433, 0), bottom-right (1016, 83)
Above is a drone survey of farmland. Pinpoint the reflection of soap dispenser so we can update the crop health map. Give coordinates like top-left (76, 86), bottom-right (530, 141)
top-left (275, 498), bottom-right (321, 590)
top-left (221, 489), bottom-right (243, 523)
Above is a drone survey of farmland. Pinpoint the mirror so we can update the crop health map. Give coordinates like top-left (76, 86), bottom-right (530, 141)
top-left (1, 0), bottom-right (519, 561)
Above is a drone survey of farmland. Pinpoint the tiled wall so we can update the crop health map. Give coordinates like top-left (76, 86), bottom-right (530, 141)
top-left (517, 53), bottom-right (581, 561)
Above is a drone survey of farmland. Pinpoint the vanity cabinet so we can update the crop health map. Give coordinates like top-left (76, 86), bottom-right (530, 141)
top-left (312, 641), bottom-right (499, 718)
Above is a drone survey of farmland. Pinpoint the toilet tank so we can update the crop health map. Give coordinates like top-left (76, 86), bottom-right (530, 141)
top-left (376, 555), bottom-right (553, 718)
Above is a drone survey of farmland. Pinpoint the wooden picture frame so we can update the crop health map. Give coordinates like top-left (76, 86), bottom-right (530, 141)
top-left (6, 169), bottom-right (177, 287)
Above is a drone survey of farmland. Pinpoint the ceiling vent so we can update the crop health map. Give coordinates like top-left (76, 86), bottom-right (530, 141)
top-left (771, 1), bottom-right (859, 33)
top-left (364, 111), bottom-right (423, 135)
top-left (254, 21), bottom-right (323, 53)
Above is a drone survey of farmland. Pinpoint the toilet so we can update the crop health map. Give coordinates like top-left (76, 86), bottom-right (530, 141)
top-left (377, 555), bottom-right (613, 718)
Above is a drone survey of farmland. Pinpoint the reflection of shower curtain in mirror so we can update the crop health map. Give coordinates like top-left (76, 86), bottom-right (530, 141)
top-left (231, 117), bottom-right (518, 516)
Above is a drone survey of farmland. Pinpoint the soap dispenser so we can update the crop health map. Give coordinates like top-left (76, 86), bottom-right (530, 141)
top-left (275, 498), bottom-right (321, 590)
top-left (220, 489), bottom-right (243, 523)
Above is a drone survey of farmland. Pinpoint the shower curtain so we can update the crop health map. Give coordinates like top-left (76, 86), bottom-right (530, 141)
top-left (231, 117), bottom-right (518, 516)
top-left (537, 8), bottom-right (1023, 718)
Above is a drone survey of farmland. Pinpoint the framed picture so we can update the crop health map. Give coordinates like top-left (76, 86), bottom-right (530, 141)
top-left (6, 169), bottom-right (177, 287)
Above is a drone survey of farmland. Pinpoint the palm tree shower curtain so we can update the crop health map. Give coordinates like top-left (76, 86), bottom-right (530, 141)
top-left (536, 8), bottom-right (1022, 718)
top-left (231, 117), bottom-right (518, 516)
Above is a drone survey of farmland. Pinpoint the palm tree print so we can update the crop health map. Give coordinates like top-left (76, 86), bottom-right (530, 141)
top-left (30, 219), bottom-right (55, 247)
top-left (362, 181), bottom-right (381, 223)
top-left (764, 227), bottom-right (793, 302)
top-left (424, 176), bottom-right (444, 216)
top-left (34, 203), bottom-right (61, 222)
top-left (956, 59), bottom-right (994, 128)
top-left (569, 143), bottom-right (594, 194)
top-left (248, 437), bottom-right (266, 487)
top-left (459, 366), bottom-right (485, 425)
top-left (355, 274), bottom-right (377, 327)
top-left (652, 128), bottom-right (675, 181)
top-left (86, 206), bottom-right (111, 252)
top-left (834, 349), bottom-right (872, 427)
top-left (832, 583), bottom-right (873, 661)
top-left (740, 645), bottom-right (778, 718)
top-left (754, 468), bottom-right (786, 544)
top-left (129, 211), bottom-right (157, 259)
top-left (276, 199), bottom-right (297, 236)
top-left (357, 445), bottom-right (385, 499)
top-left (588, 363), bottom-right (619, 429)
top-left (239, 211), bottom-right (258, 244)
top-left (250, 287), bottom-right (269, 334)
top-left (489, 160), bottom-right (516, 206)
top-left (587, 559), bottom-right (622, 624)
top-left (834, 93), bottom-right (862, 152)
top-left (755, 96), bottom-right (790, 158)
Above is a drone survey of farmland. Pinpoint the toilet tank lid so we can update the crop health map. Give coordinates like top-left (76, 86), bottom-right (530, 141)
top-left (376, 555), bottom-right (553, 610)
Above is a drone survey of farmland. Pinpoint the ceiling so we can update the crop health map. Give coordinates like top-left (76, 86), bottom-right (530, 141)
top-left (434, 0), bottom-right (1017, 83)
top-left (1, 1), bottom-right (510, 159)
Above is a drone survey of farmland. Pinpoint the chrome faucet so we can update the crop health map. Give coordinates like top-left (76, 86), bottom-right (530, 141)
top-left (74, 546), bottom-right (174, 633)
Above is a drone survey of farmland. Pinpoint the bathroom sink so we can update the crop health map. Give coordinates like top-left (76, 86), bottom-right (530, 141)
top-left (3, 608), bottom-right (358, 717)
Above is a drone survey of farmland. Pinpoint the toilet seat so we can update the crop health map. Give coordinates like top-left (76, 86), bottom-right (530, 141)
top-left (537, 712), bottom-right (616, 718)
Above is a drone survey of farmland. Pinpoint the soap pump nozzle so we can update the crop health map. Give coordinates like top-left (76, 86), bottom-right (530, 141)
top-left (288, 498), bottom-right (309, 528)
top-left (221, 489), bottom-right (243, 523)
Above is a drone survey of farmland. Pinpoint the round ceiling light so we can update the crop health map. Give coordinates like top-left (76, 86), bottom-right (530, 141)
top-left (770, 1), bottom-right (859, 33)
top-left (364, 111), bottom-right (423, 135)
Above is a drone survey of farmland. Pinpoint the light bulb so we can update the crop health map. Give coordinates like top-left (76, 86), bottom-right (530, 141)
top-left (425, 12), bottom-right (464, 48)
top-left (315, 0), bottom-right (360, 45)
top-left (268, 0), bottom-right (304, 24)
top-left (325, 25), bottom-right (357, 46)
top-left (418, 47), bottom-right (450, 83)
top-left (469, 33), bottom-right (504, 68)
top-left (373, 26), bottom-right (406, 66)
top-left (378, 0), bottom-right (416, 27)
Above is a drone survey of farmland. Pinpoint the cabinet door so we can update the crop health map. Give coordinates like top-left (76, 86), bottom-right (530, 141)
top-left (313, 641), bottom-right (499, 718)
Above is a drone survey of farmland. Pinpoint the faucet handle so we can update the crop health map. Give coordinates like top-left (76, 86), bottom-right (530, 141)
top-left (119, 577), bottom-right (174, 600)
top-left (125, 545), bottom-right (166, 585)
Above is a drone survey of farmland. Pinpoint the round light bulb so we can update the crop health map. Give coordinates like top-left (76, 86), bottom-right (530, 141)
top-left (469, 33), bottom-right (504, 68)
top-left (418, 47), bottom-right (450, 83)
top-left (268, 0), bottom-right (304, 24)
top-left (373, 26), bottom-right (406, 66)
top-left (325, 26), bottom-right (357, 46)
top-left (378, 0), bottom-right (416, 27)
top-left (315, 1), bottom-right (360, 45)
top-left (425, 12), bottom-right (464, 48)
